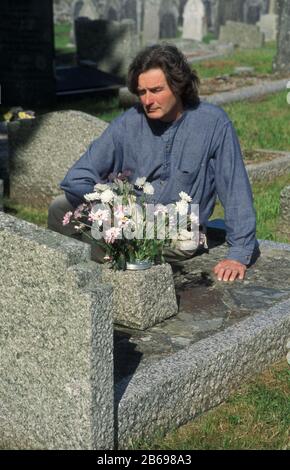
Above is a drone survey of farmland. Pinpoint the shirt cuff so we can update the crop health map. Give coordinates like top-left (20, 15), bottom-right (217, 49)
top-left (226, 247), bottom-right (254, 266)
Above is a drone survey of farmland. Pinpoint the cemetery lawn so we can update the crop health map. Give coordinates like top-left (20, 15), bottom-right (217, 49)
top-left (54, 22), bottom-right (75, 54)
top-left (211, 172), bottom-right (290, 244)
top-left (223, 91), bottom-right (290, 152)
top-left (130, 359), bottom-right (289, 450)
top-left (194, 42), bottom-right (277, 78)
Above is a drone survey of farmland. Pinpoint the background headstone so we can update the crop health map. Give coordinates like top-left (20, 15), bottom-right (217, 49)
top-left (8, 111), bottom-right (108, 208)
top-left (0, 212), bottom-right (114, 449)
top-left (257, 11), bottom-right (278, 41)
top-left (215, 0), bottom-right (245, 34)
top-left (53, 0), bottom-right (74, 24)
top-left (182, 0), bottom-right (207, 41)
top-left (73, 0), bottom-right (99, 21)
top-left (0, 0), bottom-right (55, 107)
top-left (142, 0), bottom-right (161, 44)
top-left (75, 17), bottom-right (138, 79)
top-left (243, 0), bottom-right (265, 24)
top-left (159, 0), bottom-right (179, 39)
top-left (273, 0), bottom-right (290, 72)
top-left (121, 0), bottom-right (139, 32)
top-left (219, 20), bottom-right (265, 48)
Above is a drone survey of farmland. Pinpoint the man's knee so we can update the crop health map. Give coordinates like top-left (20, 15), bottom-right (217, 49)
top-left (47, 194), bottom-right (76, 236)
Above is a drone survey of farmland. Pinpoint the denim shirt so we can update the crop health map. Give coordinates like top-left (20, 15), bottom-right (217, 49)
top-left (60, 101), bottom-right (257, 265)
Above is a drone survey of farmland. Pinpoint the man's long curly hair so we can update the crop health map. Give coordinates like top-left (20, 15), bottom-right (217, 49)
top-left (127, 44), bottom-right (200, 107)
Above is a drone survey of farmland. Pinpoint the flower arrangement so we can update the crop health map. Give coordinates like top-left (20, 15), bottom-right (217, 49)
top-left (63, 172), bottom-right (199, 270)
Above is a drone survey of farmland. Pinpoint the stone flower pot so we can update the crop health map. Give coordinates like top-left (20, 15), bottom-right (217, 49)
top-left (100, 263), bottom-right (178, 330)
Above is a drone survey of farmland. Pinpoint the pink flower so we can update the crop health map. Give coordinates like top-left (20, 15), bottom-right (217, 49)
top-left (104, 227), bottom-right (121, 244)
top-left (62, 211), bottom-right (73, 226)
top-left (74, 204), bottom-right (85, 219)
top-left (88, 209), bottom-right (110, 226)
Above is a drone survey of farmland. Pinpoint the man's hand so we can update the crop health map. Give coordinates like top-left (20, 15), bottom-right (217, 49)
top-left (213, 259), bottom-right (246, 282)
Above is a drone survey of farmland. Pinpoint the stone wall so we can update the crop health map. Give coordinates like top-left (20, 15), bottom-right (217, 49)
top-left (0, 212), bottom-right (114, 449)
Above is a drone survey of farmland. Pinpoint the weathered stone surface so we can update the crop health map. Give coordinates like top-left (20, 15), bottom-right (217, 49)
top-left (0, 212), bottom-right (114, 449)
top-left (0, 0), bottom-right (55, 107)
top-left (219, 20), bottom-right (265, 48)
top-left (101, 263), bottom-right (178, 330)
top-left (75, 17), bottom-right (139, 78)
top-left (273, 0), bottom-right (290, 72)
top-left (8, 111), bottom-right (108, 208)
top-left (280, 185), bottom-right (290, 225)
top-left (142, 0), bottom-right (161, 44)
top-left (257, 13), bottom-right (278, 41)
top-left (246, 150), bottom-right (290, 182)
top-left (182, 0), bottom-right (207, 41)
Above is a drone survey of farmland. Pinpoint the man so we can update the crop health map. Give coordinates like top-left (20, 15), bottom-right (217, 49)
top-left (48, 44), bottom-right (258, 282)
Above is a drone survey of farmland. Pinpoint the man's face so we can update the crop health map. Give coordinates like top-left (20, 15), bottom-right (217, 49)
top-left (137, 68), bottom-right (183, 122)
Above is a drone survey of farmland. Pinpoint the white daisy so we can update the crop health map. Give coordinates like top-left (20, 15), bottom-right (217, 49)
top-left (143, 182), bottom-right (154, 195)
top-left (100, 189), bottom-right (115, 204)
top-left (135, 176), bottom-right (147, 188)
top-left (179, 191), bottom-right (192, 203)
top-left (84, 192), bottom-right (101, 202)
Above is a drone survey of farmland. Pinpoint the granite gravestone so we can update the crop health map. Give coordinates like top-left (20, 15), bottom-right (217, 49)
top-left (142, 0), bottom-right (161, 44)
top-left (159, 0), bottom-right (179, 39)
top-left (273, 0), bottom-right (290, 72)
top-left (216, 0), bottom-right (245, 34)
top-left (182, 0), bottom-right (207, 41)
top-left (219, 20), bottom-right (265, 48)
top-left (0, 0), bottom-right (55, 107)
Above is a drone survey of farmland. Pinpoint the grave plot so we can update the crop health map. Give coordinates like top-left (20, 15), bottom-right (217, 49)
top-left (115, 234), bottom-right (290, 447)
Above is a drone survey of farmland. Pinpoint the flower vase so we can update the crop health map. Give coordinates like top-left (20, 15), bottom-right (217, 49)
top-left (125, 260), bottom-right (152, 271)
top-left (100, 263), bottom-right (178, 330)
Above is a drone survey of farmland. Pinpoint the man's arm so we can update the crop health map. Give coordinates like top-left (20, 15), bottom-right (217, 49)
top-left (60, 120), bottom-right (124, 207)
top-left (211, 120), bottom-right (257, 281)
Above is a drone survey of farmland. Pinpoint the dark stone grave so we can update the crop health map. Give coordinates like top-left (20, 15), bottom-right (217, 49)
top-left (0, 0), bottom-right (55, 107)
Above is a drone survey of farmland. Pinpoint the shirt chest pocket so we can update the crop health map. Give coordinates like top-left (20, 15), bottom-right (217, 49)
top-left (169, 168), bottom-right (197, 202)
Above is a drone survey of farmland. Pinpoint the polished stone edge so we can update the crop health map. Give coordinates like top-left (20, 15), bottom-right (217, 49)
top-left (0, 212), bottom-right (91, 265)
top-left (117, 288), bottom-right (290, 447)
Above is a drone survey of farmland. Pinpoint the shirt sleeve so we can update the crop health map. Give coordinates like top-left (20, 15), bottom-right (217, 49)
top-left (60, 120), bottom-right (123, 207)
top-left (212, 120), bottom-right (257, 265)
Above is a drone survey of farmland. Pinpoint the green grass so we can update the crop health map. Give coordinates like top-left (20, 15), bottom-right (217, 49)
top-left (54, 22), bottom-right (75, 54)
top-left (223, 91), bottom-right (290, 152)
top-left (3, 199), bottom-right (48, 227)
top-left (211, 172), bottom-right (290, 243)
top-left (129, 360), bottom-right (290, 450)
top-left (193, 42), bottom-right (277, 79)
